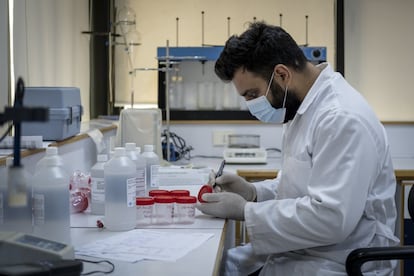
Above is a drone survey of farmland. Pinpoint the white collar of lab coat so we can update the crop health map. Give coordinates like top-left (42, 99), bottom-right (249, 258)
top-left (296, 62), bottom-right (334, 115)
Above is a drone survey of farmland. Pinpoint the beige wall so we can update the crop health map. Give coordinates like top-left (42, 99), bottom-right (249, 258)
top-left (114, 0), bottom-right (335, 105)
top-left (345, 0), bottom-right (414, 122)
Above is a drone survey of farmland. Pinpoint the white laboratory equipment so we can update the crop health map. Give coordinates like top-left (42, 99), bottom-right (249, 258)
top-left (223, 134), bottom-right (267, 164)
top-left (104, 147), bottom-right (137, 231)
top-left (22, 87), bottom-right (83, 141)
top-left (0, 231), bottom-right (75, 266)
top-left (0, 231), bottom-right (82, 275)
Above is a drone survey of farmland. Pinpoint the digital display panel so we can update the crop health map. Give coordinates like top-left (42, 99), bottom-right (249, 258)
top-left (16, 234), bottom-right (66, 252)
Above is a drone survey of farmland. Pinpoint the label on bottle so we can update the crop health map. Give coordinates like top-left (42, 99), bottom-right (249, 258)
top-left (126, 177), bottom-right (137, 207)
top-left (150, 165), bottom-right (161, 187)
top-left (135, 168), bottom-right (146, 197)
top-left (33, 193), bottom-right (45, 225)
top-left (91, 177), bottom-right (105, 202)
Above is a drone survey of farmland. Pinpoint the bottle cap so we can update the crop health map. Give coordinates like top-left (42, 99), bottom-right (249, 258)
top-left (154, 195), bottom-right (175, 203)
top-left (97, 154), bottom-right (108, 162)
top-left (149, 190), bottom-right (170, 197)
top-left (144, 144), bottom-right (154, 152)
top-left (136, 197), bottom-right (155, 206)
top-left (113, 147), bottom-right (126, 157)
top-left (175, 196), bottom-right (197, 204)
top-left (169, 190), bottom-right (190, 197)
top-left (125, 142), bottom-right (136, 151)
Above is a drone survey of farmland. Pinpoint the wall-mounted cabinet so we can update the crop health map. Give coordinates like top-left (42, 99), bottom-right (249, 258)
top-left (157, 46), bottom-right (326, 121)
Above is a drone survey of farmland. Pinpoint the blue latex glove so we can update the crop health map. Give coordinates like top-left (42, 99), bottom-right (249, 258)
top-left (196, 192), bottom-right (247, 220)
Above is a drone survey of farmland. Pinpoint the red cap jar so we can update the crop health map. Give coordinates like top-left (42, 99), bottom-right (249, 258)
top-left (175, 196), bottom-right (197, 224)
top-left (136, 197), bottom-right (155, 226)
top-left (153, 196), bottom-right (175, 224)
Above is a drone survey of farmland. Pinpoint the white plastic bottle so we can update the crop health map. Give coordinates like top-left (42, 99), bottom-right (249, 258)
top-left (90, 154), bottom-right (108, 215)
top-left (141, 144), bottom-right (160, 195)
top-left (104, 147), bottom-right (137, 231)
top-left (32, 149), bottom-right (71, 244)
top-left (125, 143), bottom-right (146, 197)
top-left (0, 157), bottom-right (33, 234)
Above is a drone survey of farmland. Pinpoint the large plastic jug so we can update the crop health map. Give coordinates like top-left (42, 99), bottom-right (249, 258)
top-left (104, 147), bottom-right (137, 231)
top-left (32, 149), bottom-right (71, 244)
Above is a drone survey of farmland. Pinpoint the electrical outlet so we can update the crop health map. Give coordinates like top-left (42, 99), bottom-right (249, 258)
top-left (213, 131), bottom-right (234, 146)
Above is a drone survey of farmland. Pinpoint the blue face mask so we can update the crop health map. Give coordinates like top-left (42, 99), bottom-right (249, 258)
top-left (245, 72), bottom-right (288, 123)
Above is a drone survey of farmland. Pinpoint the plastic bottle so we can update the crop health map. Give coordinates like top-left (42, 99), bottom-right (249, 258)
top-left (104, 147), bottom-right (137, 231)
top-left (32, 148), bottom-right (71, 244)
top-left (125, 143), bottom-right (146, 197)
top-left (90, 154), bottom-right (108, 215)
top-left (0, 157), bottom-right (33, 234)
top-left (141, 144), bottom-right (160, 195)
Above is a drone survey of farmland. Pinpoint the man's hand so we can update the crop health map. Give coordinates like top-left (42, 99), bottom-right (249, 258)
top-left (210, 172), bottom-right (257, 202)
top-left (196, 192), bottom-right (247, 220)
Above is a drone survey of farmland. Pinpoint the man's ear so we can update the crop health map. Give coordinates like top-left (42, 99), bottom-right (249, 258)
top-left (274, 64), bottom-right (291, 85)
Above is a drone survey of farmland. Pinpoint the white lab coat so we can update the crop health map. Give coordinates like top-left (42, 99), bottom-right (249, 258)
top-left (237, 64), bottom-right (399, 275)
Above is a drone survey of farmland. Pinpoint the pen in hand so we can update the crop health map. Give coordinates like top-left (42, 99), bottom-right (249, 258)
top-left (213, 160), bottom-right (226, 188)
top-left (216, 159), bottom-right (226, 178)
top-left (198, 160), bottom-right (226, 202)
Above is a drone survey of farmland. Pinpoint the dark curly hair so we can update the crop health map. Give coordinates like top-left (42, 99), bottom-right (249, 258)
top-left (215, 21), bottom-right (307, 82)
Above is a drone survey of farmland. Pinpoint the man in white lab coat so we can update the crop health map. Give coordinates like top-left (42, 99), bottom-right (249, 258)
top-left (196, 22), bottom-right (399, 275)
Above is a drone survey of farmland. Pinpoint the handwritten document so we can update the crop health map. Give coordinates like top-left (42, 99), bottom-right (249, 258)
top-left (75, 229), bottom-right (214, 262)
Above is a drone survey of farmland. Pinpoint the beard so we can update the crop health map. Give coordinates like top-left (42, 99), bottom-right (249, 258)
top-left (269, 81), bottom-right (301, 123)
